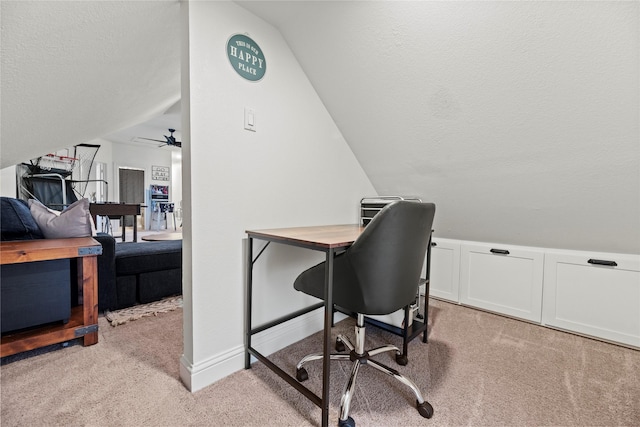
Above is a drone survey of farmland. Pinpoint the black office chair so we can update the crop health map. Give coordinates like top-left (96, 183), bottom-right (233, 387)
top-left (293, 200), bottom-right (436, 427)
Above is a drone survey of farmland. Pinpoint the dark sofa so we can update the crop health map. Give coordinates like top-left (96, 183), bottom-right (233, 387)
top-left (108, 239), bottom-right (182, 310)
top-left (1, 197), bottom-right (182, 333)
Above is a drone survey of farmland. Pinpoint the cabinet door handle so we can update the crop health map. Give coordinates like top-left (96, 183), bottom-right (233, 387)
top-left (431, 242), bottom-right (437, 247)
top-left (588, 258), bottom-right (618, 267)
top-left (490, 248), bottom-right (510, 255)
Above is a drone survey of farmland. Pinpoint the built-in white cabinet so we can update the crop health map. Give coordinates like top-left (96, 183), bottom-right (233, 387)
top-left (429, 238), bottom-right (461, 303)
top-left (459, 242), bottom-right (544, 323)
top-left (426, 238), bottom-right (638, 348)
top-left (542, 250), bottom-right (640, 348)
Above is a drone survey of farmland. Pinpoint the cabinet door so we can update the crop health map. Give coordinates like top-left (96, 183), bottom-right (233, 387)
top-left (429, 238), bottom-right (461, 303)
top-left (460, 243), bottom-right (544, 322)
top-left (542, 251), bottom-right (640, 348)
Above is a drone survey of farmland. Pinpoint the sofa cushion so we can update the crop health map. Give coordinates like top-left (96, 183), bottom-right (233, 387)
top-left (28, 198), bottom-right (94, 239)
top-left (115, 275), bottom-right (138, 310)
top-left (0, 197), bottom-right (44, 241)
top-left (138, 268), bottom-right (182, 304)
top-left (115, 240), bottom-right (182, 276)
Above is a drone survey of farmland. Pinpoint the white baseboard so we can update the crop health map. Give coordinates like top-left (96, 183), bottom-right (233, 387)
top-left (180, 307), bottom-right (346, 392)
top-left (180, 345), bottom-right (244, 392)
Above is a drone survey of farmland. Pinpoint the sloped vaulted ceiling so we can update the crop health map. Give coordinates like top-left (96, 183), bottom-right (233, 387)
top-left (238, 1), bottom-right (639, 253)
top-left (1, 1), bottom-right (638, 253)
top-left (0, 0), bottom-right (180, 168)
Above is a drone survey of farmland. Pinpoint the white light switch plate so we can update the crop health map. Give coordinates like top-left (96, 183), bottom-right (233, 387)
top-left (244, 107), bottom-right (256, 132)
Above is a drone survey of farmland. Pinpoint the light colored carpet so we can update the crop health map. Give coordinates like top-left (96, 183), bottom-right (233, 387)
top-left (104, 296), bottom-right (183, 326)
top-left (1, 299), bottom-right (639, 426)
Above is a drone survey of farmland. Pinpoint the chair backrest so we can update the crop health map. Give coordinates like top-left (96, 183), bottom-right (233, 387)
top-left (341, 200), bottom-right (435, 315)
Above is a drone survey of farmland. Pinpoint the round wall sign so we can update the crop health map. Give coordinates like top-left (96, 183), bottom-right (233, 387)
top-left (226, 34), bottom-right (266, 82)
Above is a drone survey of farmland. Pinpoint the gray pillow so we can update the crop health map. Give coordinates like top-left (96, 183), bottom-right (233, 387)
top-left (28, 198), bottom-right (93, 239)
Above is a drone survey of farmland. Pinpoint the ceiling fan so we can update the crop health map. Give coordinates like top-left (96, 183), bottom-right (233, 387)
top-left (138, 128), bottom-right (182, 148)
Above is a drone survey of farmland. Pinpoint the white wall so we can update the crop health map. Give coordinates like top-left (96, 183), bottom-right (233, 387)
top-left (0, 1), bottom-right (180, 169)
top-left (262, 1), bottom-right (640, 255)
top-left (171, 150), bottom-right (183, 212)
top-left (91, 138), bottom-right (113, 168)
top-left (110, 140), bottom-right (176, 229)
top-left (111, 141), bottom-right (173, 199)
top-left (1, 165), bottom-right (17, 197)
top-left (180, 1), bottom-right (375, 391)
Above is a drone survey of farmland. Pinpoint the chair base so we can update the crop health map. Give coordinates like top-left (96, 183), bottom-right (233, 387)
top-left (295, 315), bottom-right (433, 426)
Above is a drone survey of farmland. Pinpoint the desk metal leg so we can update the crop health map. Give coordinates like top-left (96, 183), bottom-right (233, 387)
top-left (245, 237), bottom-right (253, 369)
top-left (321, 248), bottom-right (335, 427)
top-left (423, 235), bottom-right (433, 343)
top-left (245, 238), bottom-right (334, 427)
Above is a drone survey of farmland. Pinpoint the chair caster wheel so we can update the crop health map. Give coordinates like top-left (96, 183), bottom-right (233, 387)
top-left (417, 400), bottom-right (434, 419)
top-left (335, 338), bottom-right (346, 352)
top-left (338, 416), bottom-right (355, 427)
top-left (296, 367), bottom-right (308, 382)
top-left (396, 353), bottom-right (408, 366)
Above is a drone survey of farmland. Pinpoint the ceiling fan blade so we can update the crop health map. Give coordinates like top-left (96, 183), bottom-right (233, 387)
top-left (138, 137), bottom-right (166, 143)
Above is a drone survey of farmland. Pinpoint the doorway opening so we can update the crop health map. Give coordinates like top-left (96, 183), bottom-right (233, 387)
top-left (118, 167), bottom-right (144, 228)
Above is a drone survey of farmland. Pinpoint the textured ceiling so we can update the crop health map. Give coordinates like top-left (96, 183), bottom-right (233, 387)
top-left (1, 1), bottom-right (637, 252)
top-left (0, 1), bottom-right (181, 167)
top-left (238, 1), bottom-right (639, 252)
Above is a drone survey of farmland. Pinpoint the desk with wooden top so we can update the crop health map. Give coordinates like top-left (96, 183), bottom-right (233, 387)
top-left (90, 203), bottom-right (141, 242)
top-left (0, 237), bottom-right (102, 357)
top-left (245, 224), bottom-right (363, 427)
